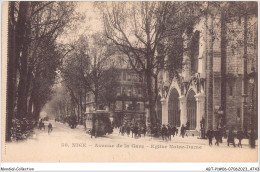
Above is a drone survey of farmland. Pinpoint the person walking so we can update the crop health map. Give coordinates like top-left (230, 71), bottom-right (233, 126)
top-left (161, 125), bottom-right (168, 141)
top-left (227, 128), bottom-right (236, 147)
top-left (180, 125), bottom-right (186, 138)
top-left (206, 129), bottom-right (214, 146)
top-left (237, 128), bottom-right (244, 148)
top-left (48, 123), bottom-right (53, 134)
top-left (143, 125), bottom-right (147, 138)
top-left (131, 124), bottom-right (134, 138)
top-left (186, 121), bottom-right (190, 131)
top-left (167, 124), bottom-right (172, 140)
top-left (249, 129), bottom-right (256, 148)
top-left (119, 126), bottom-right (122, 136)
top-left (214, 129), bottom-right (220, 146)
top-left (91, 127), bottom-right (96, 138)
top-left (126, 125), bottom-right (131, 137)
top-left (175, 127), bottom-right (178, 136)
top-left (172, 126), bottom-right (176, 137)
top-left (244, 126), bottom-right (249, 139)
top-left (137, 126), bottom-right (141, 138)
top-left (134, 125), bottom-right (138, 138)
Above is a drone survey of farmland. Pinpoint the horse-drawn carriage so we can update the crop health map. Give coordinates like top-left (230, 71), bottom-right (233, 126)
top-left (85, 110), bottom-right (113, 138)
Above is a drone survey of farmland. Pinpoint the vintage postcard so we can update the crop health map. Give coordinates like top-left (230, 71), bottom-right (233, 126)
top-left (1, 1), bottom-right (259, 164)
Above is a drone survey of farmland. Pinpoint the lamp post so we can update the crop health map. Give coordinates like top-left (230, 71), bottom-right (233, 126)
top-left (248, 69), bottom-right (257, 148)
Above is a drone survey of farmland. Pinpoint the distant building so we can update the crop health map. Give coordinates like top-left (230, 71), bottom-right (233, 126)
top-left (113, 68), bottom-right (146, 127)
top-left (85, 57), bottom-right (147, 127)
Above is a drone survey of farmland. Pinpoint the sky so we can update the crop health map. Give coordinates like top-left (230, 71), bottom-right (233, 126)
top-left (57, 2), bottom-right (104, 45)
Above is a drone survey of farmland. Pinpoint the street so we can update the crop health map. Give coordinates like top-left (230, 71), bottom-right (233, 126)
top-left (3, 120), bottom-right (258, 162)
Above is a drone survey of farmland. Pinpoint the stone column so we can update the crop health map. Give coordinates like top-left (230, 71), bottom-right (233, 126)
top-left (182, 31), bottom-right (191, 83)
top-left (195, 93), bottom-right (206, 131)
top-left (145, 107), bottom-right (150, 127)
top-left (179, 95), bottom-right (187, 126)
top-left (161, 98), bottom-right (168, 125)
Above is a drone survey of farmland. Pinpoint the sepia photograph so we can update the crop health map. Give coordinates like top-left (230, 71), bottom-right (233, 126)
top-left (1, 1), bottom-right (259, 170)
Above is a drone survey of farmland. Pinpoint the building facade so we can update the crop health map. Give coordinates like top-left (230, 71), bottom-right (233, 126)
top-left (113, 68), bottom-right (146, 127)
top-left (158, 11), bottom-right (257, 134)
top-left (85, 60), bottom-right (146, 127)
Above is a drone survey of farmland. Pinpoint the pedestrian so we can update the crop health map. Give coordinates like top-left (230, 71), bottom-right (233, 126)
top-left (121, 126), bottom-right (125, 136)
top-left (244, 126), bottom-right (249, 139)
top-left (119, 126), bottom-right (122, 136)
top-left (138, 126), bottom-right (141, 138)
top-left (126, 125), bottom-right (131, 137)
top-left (214, 129), bottom-right (220, 146)
top-left (131, 125), bottom-right (135, 138)
top-left (134, 125), bottom-right (138, 138)
top-left (175, 127), bottom-right (178, 136)
top-left (249, 129), bottom-right (256, 148)
top-left (180, 125), bottom-right (186, 138)
top-left (206, 129), bottom-right (214, 146)
top-left (237, 128), bottom-right (244, 148)
top-left (91, 127), bottom-right (96, 138)
top-left (143, 125), bottom-right (147, 138)
top-left (48, 123), bottom-right (53, 134)
top-left (218, 126), bottom-right (223, 143)
top-left (161, 124), bottom-right (168, 141)
top-left (167, 124), bottom-right (172, 140)
top-left (172, 126), bottom-right (176, 137)
top-left (186, 121), bottom-right (190, 131)
top-left (227, 128), bottom-right (236, 147)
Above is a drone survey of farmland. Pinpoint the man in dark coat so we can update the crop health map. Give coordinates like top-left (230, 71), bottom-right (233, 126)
top-left (91, 127), bottom-right (96, 138)
top-left (48, 123), bottom-right (53, 134)
top-left (131, 125), bottom-right (134, 138)
top-left (161, 125), bottom-right (168, 141)
top-left (180, 125), bottom-right (186, 138)
top-left (126, 125), bottom-right (131, 137)
top-left (207, 129), bottom-right (214, 146)
top-left (172, 126), bottom-right (176, 137)
top-left (244, 126), bottom-right (249, 139)
top-left (237, 128), bottom-right (244, 148)
top-left (227, 129), bottom-right (236, 147)
top-left (134, 125), bottom-right (138, 138)
top-left (249, 130), bottom-right (256, 148)
top-left (214, 129), bottom-right (220, 146)
top-left (143, 125), bottom-right (147, 138)
top-left (167, 124), bottom-right (172, 140)
top-left (186, 121), bottom-right (190, 131)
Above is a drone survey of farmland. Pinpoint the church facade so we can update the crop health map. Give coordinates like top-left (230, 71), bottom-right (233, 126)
top-left (157, 11), bottom-right (257, 133)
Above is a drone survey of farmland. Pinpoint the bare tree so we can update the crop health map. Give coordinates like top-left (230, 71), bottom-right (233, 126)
top-left (100, 2), bottom-right (202, 126)
top-left (61, 33), bottom-right (119, 113)
top-left (100, 2), bottom-right (171, 125)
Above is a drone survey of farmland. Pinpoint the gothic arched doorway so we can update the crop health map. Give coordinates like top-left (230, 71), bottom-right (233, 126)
top-left (168, 88), bottom-right (180, 127)
top-left (187, 90), bottom-right (197, 130)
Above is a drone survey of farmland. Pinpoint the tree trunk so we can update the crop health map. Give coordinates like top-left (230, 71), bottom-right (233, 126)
top-left (6, 2), bottom-right (16, 141)
top-left (95, 91), bottom-right (99, 110)
top-left (220, 10), bottom-right (227, 126)
top-left (77, 95), bottom-right (80, 122)
top-left (79, 93), bottom-right (82, 122)
top-left (206, 13), bottom-right (214, 130)
top-left (242, 13), bottom-right (248, 129)
top-left (25, 66), bottom-right (33, 113)
top-left (146, 71), bottom-right (157, 126)
top-left (16, 2), bottom-right (30, 119)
